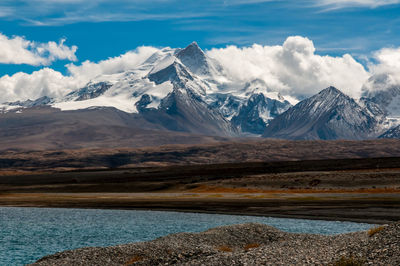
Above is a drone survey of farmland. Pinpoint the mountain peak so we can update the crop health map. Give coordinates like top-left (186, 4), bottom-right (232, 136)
top-left (312, 86), bottom-right (350, 105)
top-left (176, 42), bottom-right (205, 60)
top-left (263, 86), bottom-right (378, 140)
top-left (175, 42), bottom-right (211, 76)
top-left (179, 41), bottom-right (203, 53)
top-left (319, 86), bottom-right (343, 96)
top-left (188, 41), bottom-right (200, 48)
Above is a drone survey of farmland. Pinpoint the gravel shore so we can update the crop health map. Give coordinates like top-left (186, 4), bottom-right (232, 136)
top-left (31, 221), bottom-right (400, 265)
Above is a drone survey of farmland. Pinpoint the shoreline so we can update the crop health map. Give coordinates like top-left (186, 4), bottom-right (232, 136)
top-left (0, 206), bottom-right (384, 225)
top-left (1, 194), bottom-right (397, 224)
top-left (0, 205), bottom-right (383, 224)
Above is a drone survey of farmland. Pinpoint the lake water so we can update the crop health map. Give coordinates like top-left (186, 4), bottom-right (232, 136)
top-left (0, 207), bottom-right (374, 265)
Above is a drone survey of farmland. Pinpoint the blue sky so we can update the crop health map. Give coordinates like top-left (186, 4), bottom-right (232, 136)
top-left (0, 0), bottom-right (399, 76)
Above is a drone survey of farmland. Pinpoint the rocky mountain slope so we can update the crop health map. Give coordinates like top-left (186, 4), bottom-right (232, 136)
top-left (263, 86), bottom-right (381, 140)
top-left (0, 106), bottom-right (226, 150)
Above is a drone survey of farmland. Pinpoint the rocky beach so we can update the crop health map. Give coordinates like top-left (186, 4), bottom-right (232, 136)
top-left (32, 222), bottom-right (400, 265)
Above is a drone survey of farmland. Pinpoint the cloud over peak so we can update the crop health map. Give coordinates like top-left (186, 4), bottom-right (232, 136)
top-left (1, 36), bottom-right (400, 105)
top-left (207, 36), bottom-right (369, 99)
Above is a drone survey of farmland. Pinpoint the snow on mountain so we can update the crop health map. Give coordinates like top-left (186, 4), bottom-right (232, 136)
top-left (147, 59), bottom-right (209, 97)
top-left (263, 86), bottom-right (381, 140)
top-left (51, 44), bottom-right (215, 114)
top-left (175, 41), bottom-right (223, 79)
top-left (15, 42), bottom-right (290, 136)
top-left (228, 79), bottom-right (293, 135)
top-left (53, 72), bottom-right (169, 113)
top-left (231, 93), bottom-right (292, 135)
top-left (65, 81), bottom-right (113, 101)
top-left (205, 79), bottom-right (294, 135)
top-left (5, 96), bottom-right (53, 108)
top-left (143, 82), bottom-right (236, 136)
top-left (379, 125), bottom-right (400, 139)
top-left (148, 54), bottom-right (177, 76)
top-left (2, 42), bottom-right (392, 139)
top-left (52, 42), bottom-right (236, 136)
top-left (140, 52), bottom-right (236, 136)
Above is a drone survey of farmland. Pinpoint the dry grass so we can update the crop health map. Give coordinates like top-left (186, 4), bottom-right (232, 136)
top-left (190, 185), bottom-right (264, 193)
top-left (206, 194), bottom-right (224, 198)
top-left (124, 255), bottom-right (143, 265)
top-left (189, 185), bottom-right (400, 194)
top-left (0, 170), bottom-right (48, 176)
top-left (368, 225), bottom-right (385, 237)
top-left (244, 243), bottom-right (261, 251)
top-left (216, 245), bottom-right (233, 252)
top-left (1, 138), bottom-right (400, 172)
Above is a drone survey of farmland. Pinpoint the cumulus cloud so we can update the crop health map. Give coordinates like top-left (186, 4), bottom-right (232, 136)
top-left (361, 47), bottom-right (400, 93)
top-left (0, 46), bottom-right (160, 103)
top-left (207, 36), bottom-right (369, 99)
top-left (0, 68), bottom-right (78, 103)
top-left (66, 46), bottom-right (159, 85)
top-left (0, 33), bottom-right (77, 65)
top-left (370, 47), bottom-right (400, 75)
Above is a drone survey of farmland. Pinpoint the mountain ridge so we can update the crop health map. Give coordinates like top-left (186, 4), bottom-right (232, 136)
top-left (1, 42), bottom-right (400, 141)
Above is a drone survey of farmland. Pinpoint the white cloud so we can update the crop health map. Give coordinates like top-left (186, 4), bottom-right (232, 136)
top-left (0, 0), bottom-right (207, 26)
top-left (0, 46), bottom-right (160, 103)
top-left (0, 68), bottom-right (78, 103)
top-left (0, 33), bottom-right (77, 65)
top-left (314, 0), bottom-right (400, 9)
top-left (66, 46), bottom-right (159, 85)
top-left (371, 47), bottom-right (400, 74)
top-left (207, 36), bottom-right (369, 99)
top-left (362, 47), bottom-right (400, 93)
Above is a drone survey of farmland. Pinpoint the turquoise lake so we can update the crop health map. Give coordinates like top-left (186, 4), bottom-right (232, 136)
top-left (0, 207), bottom-right (374, 265)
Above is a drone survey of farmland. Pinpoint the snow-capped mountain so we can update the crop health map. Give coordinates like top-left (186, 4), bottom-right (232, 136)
top-left (2, 42), bottom-right (293, 136)
top-left (3, 42), bottom-right (400, 141)
top-left (263, 86), bottom-right (382, 140)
